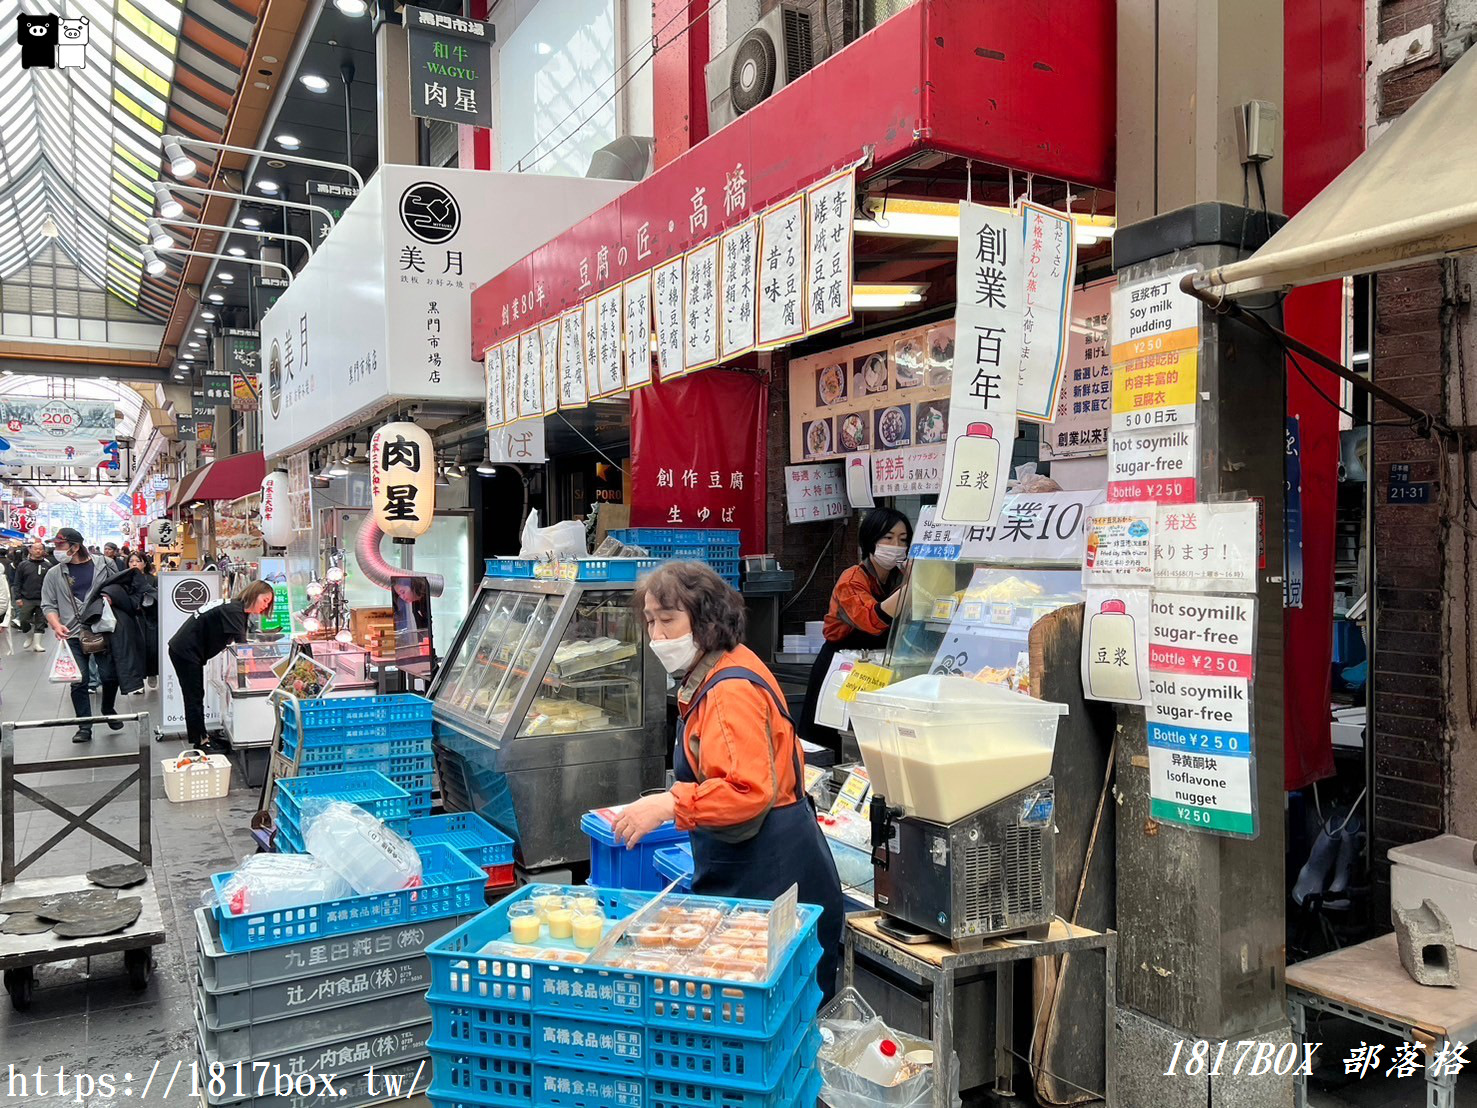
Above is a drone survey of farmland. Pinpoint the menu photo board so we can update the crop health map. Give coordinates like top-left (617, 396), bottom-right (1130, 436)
top-left (790, 320), bottom-right (953, 468)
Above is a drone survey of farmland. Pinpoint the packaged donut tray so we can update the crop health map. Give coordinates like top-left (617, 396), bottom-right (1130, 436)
top-left (425, 885), bottom-right (822, 1041)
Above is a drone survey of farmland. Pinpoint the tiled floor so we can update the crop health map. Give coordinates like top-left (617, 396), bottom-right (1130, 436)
top-left (0, 629), bottom-right (1461, 1106)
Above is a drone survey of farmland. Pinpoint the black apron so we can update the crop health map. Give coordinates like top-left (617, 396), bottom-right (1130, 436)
top-left (676, 665), bottom-right (845, 1001)
top-left (800, 563), bottom-right (896, 752)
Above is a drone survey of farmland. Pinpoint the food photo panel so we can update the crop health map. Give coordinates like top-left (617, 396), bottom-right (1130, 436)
top-left (875, 404), bottom-right (912, 450)
top-left (816, 362), bottom-right (848, 407)
top-left (803, 416), bottom-right (835, 459)
top-left (853, 350), bottom-right (890, 397)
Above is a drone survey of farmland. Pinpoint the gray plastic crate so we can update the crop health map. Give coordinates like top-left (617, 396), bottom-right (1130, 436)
top-left (198, 1055), bottom-right (429, 1108)
top-left (193, 986), bottom-right (432, 1065)
top-left (194, 906), bottom-right (472, 993)
top-left (197, 952), bottom-right (432, 1031)
top-left (197, 1008), bottom-right (430, 1106)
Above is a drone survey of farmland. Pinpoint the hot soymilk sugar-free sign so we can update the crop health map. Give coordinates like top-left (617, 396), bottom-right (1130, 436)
top-left (1148, 593), bottom-right (1255, 679)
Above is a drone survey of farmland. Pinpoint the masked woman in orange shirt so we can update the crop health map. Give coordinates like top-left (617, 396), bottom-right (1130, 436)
top-left (612, 562), bottom-right (845, 998)
top-left (800, 507), bottom-right (912, 752)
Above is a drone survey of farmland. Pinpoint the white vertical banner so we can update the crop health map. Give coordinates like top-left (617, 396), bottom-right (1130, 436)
top-left (484, 344), bottom-right (505, 429)
top-left (758, 195), bottom-right (806, 347)
top-left (583, 299), bottom-right (599, 399)
top-left (540, 318), bottom-right (560, 415)
top-left (939, 202), bottom-right (1024, 524)
top-left (500, 337), bottom-right (518, 426)
top-left (624, 272), bottom-right (653, 389)
top-left (720, 218), bottom-right (759, 357)
top-left (558, 308), bottom-right (588, 408)
top-left (160, 571), bottom-right (222, 735)
top-left (1017, 201), bottom-right (1076, 422)
top-left (653, 257), bottom-right (685, 380)
top-left (805, 167), bottom-right (855, 335)
top-left (518, 328), bottom-right (542, 418)
top-left (684, 238), bottom-right (720, 371)
top-left (596, 287), bottom-right (624, 396)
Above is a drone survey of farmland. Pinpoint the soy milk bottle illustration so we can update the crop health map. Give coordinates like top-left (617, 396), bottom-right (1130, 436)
top-left (1086, 599), bottom-right (1142, 701)
top-left (941, 422), bottom-right (1003, 522)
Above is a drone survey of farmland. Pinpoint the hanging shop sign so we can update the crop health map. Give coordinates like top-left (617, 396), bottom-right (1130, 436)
top-left (250, 276), bottom-right (289, 324)
top-left (1016, 201), bottom-right (1077, 421)
top-left (307, 180), bottom-right (360, 246)
top-left (1148, 592), bottom-right (1255, 680)
top-left (287, 451), bottom-right (312, 533)
top-left (370, 421), bottom-right (435, 542)
top-left (260, 469), bottom-right (291, 548)
top-left (790, 321), bottom-right (954, 464)
top-left (219, 327), bottom-right (260, 410)
top-left (910, 491), bottom-right (1105, 566)
top-left (405, 5), bottom-right (494, 129)
top-left (720, 219), bottom-right (758, 357)
top-left (192, 400), bottom-right (215, 422)
top-left (201, 373), bottom-right (232, 404)
top-left (175, 415), bottom-right (197, 441)
top-left (939, 203), bottom-right (1023, 524)
top-left (629, 372), bottom-right (766, 552)
top-left (263, 166), bottom-right (628, 456)
top-left (804, 169), bottom-right (856, 335)
top-left (623, 273), bottom-right (653, 389)
top-left (785, 463), bottom-right (847, 524)
top-left (0, 397), bottom-right (115, 468)
top-left (1107, 425), bottom-right (1197, 504)
top-left (1040, 278), bottom-right (1113, 460)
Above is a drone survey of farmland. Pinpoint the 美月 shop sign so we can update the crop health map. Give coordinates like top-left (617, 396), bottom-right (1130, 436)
top-left (406, 6), bottom-right (493, 129)
top-left (261, 165), bottom-right (628, 457)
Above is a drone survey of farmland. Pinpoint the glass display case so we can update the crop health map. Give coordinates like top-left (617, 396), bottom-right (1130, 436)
top-left (885, 561), bottom-right (1085, 694)
top-left (212, 637), bottom-right (376, 748)
top-left (430, 574), bottom-right (668, 870)
top-left (223, 639), bottom-right (293, 693)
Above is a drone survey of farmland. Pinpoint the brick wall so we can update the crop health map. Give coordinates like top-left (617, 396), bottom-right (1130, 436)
top-left (765, 351), bottom-right (860, 634)
top-left (1370, 263), bottom-right (1448, 911)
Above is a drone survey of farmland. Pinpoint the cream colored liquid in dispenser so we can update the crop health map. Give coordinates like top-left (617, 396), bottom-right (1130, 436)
top-left (893, 727), bottom-right (1054, 823)
top-left (1086, 599), bottom-right (1142, 701)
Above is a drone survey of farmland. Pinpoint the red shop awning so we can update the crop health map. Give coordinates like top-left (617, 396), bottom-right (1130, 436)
top-left (169, 451), bottom-right (266, 509)
top-left (469, 0), bottom-right (1115, 358)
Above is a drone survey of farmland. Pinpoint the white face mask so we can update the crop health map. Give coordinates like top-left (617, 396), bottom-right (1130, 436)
top-left (872, 544), bottom-right (907, 569)
top-left (53, 548), bottom-right (70, 563)
top-left (649, 633), bottom-right (699, 674)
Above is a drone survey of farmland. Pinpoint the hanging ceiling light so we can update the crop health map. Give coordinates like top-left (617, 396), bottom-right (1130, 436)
top-left (39, 214), bottom-right (60, 239)
top-left (163, 138), bottom-right (196, 178)
top-left (240, 216), bottom-right (262, 229)
top-left (476, 457), bottom-right (498, 476)
top-left (300, 74), bottom-right (331, 93)
top-left (142, 248), bottom-right (167, 276)
top-left (334, 0), bottom-right (368, 15)
top-left (327, 450), bottom-right (350, 478)
top-left (153, 182), bottom-right (183, 219)
top-left (314, 453), bottom-right (335, 480)
top-left (145, 219), bottom-right (171, 250)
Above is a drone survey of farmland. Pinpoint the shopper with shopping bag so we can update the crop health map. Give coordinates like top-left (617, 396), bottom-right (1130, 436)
top-left (40, 528), bottom-right (121, 744)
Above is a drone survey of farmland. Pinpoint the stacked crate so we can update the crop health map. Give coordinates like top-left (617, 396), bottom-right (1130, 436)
top-left (424, 886), bottom-right (823, 1108)
top-left (281, 694), bottom-right (436, 817)
top-left (194, 839), bottom-right (489, 1108)
top-left (606, 528), bottom-right (742, 588)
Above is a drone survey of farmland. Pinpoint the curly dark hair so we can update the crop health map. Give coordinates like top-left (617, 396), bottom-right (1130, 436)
top-left (633, 561), bottom-right (746, 655)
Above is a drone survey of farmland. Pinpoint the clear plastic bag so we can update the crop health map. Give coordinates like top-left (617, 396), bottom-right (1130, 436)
top-left (819, 990), bottom-right (961, 1108)
top-left (518, 509), bottom-right (589, 561)
top-left (48, 640), bottom-right (80, 684)
top-left (209, 853), bottom-right (352, 916)
top-left (300, 799), bottom-right (423, 894)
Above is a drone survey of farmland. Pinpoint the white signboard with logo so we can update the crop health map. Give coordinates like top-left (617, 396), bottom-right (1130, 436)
top-left (262, 166), bottom-right (630, 457)
top-left (158, 571), bottom-right (221, 736)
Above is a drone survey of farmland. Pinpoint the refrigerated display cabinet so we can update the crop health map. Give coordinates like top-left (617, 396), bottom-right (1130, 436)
top-left (428, 573), bottom-right (668, 870)
top-left (212, 638), bottom-right (375, 747)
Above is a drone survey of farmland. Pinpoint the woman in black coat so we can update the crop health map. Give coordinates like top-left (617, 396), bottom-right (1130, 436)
top-left (126, 553), bottom-right (160, 691)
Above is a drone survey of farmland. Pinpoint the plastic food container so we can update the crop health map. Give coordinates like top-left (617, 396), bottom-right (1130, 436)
top-left (1389, 835), bottom-right (1477, 948)
top-left (848, 674), bottom-right (1067, 823)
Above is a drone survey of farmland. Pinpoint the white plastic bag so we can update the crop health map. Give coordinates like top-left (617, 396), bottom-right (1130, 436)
top-left (211, 853), bottom-right (352, 916)
top-left (48, 640), bottom-right (80, 684)
top-left (301, 799), bottom-right (423, 894)
top-left (518, 508), bottom-right (589, 562)
top-left (95, 596), bottom-right (117, 633)
top-left (819, 990), bottom-right (961, 1108)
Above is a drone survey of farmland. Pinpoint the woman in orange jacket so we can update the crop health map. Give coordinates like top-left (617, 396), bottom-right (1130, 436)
top-left (800, 507), bottom-right (913, 751)
top-left (612, 561), bottom-right (845, 998)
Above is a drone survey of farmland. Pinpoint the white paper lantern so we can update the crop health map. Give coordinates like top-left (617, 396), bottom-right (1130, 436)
top-left (260, 469), bottom-right (292, 548)
top-left (370, 421), bottom-right (435, 542)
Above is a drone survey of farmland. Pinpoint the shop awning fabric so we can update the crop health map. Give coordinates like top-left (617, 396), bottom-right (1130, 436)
top-left (169, 452), bottom-right (265, 509)
top-left (1196, 45), bottom-right (1477, 300)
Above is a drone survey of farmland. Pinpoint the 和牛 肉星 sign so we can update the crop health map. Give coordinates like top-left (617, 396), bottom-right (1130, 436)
top-left (406, 6), bottom-right (494, 129)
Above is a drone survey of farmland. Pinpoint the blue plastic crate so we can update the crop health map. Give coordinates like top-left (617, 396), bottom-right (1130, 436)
top-left (485, 558), bottom-right (538, 579)
top-left (560, 558), bottom-right (663, 583)
top-left (582, 810), bottom-right (689, 893)
top-left (270, 800), bottom-right (411, 854)
top-left (652, 844), bottom-right (694, 893)
top-left (280, 733), bottom-right (432, 766)
top-left (409, 813), bottom-right (514, 870)
top-left (275, 770), bottom-right (411, 830)
top-left (283, 717), bottom-right (435, 745)
top-left (427, 1030), bottom-right (818, 1108)
top-left (426, 885), bottom-right (822, 1040)
top-left (211, 842), bottom-right (486, 953)
top-left (284, 694), bottom-right (433, 729)
top-left (609, 529), bottom-right (740, 549)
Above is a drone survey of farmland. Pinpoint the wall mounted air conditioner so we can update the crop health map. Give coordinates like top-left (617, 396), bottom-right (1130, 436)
top-left (706, 6), bottom-right (815, 133)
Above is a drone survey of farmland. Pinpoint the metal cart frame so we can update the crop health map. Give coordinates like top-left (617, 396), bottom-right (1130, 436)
top-left (0, 712), bottom-right (165, 1010)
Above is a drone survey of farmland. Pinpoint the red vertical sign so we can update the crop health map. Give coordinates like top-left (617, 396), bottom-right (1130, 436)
top-left (630, 371), bottom-right (767, 555)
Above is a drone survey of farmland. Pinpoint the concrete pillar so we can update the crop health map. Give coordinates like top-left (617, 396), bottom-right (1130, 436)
top-left (1113, 1), bottom-right (1293, 1104)
top-left (376, 19), bottom-right (417, 167)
